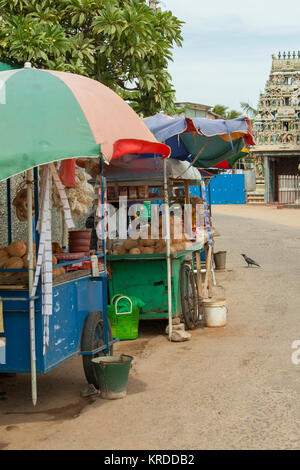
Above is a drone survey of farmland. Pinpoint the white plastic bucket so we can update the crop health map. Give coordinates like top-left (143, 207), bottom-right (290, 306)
top-left (202, 298), bottom-right (227, 327)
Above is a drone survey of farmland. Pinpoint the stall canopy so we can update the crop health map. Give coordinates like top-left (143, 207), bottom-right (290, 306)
top-left (143, 113), bottom-right (254, 168)
top-left (104, 155), bottom-right (201, 182)
top-left (0, 66), bottom-right (170, 182)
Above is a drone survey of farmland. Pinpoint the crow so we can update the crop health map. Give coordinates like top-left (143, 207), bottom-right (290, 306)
top-left (241, 253), bottom-right (261, 268)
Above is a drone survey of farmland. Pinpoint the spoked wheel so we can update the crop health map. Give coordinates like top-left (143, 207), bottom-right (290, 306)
top-left (180, 263), bottom-right (201, 330)
top-left (81, 311), bottom-right (113, 388)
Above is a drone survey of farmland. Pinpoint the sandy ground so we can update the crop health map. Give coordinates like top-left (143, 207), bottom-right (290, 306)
top-left (213, 203), bottom-right (300, 228)
top-left (1, 204), bottom-right (300, 450)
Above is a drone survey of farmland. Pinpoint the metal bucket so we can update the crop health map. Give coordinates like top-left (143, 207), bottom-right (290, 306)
top-left (202, 298), bottom-right (227, 327)
top-left (213, 251), bottom-right (227, 270)
top-left (91, 354), bottom-right (133, 399)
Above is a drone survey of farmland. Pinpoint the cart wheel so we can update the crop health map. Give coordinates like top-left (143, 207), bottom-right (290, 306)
top-left (81, 311), bottom-right (113, 388)
top-left (180, 263), bottom-right (201, 330)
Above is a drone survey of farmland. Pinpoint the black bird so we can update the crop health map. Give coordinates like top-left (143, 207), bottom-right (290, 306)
top-left (241, 254), bottom-right (261, 268)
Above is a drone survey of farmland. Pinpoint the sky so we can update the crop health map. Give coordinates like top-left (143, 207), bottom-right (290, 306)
top-left (164, 0), bottom-right (300, 114)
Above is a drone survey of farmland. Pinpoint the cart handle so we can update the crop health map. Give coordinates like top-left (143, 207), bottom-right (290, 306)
top-left (114, 295), bottom-right (133, 316)
top-left (111, 293), bottom-right (125, 305)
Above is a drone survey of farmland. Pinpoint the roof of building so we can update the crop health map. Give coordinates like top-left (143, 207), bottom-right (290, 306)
top-left (175, 102), bottom-right (212, 111)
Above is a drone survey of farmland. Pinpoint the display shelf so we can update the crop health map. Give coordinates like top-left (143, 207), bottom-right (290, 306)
top-left (107, 242), bottom-right (204, 261)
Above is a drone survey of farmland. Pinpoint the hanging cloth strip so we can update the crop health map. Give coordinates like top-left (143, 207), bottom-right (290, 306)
top-left (41, 169), bottom-right (52, 353)
top-left (31, 166), bottom-right (52, 354)
top-left (31, 164), bottom-right (75, 354)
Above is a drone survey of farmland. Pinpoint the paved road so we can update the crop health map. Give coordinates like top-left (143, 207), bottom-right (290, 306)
top-left (1, 209), bottom-right (300, 449)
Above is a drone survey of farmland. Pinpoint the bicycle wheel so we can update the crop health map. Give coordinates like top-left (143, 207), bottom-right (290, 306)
top-left (180, 263), bottom-right (200, 329)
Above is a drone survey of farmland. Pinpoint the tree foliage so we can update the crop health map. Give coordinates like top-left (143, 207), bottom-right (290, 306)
top-left (212, 104), bottom-right (242, 120)
top-left (240, 102), bottom-right (258, 119)
top-left (0, 0), bottom-right (184, 116)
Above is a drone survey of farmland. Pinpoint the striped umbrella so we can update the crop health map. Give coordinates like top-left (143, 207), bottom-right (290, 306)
top-left (214, 148), bottom-right (250, 170)
top-left (143, 113), bottom-right (254, 168)
top-left (0, 65), bottom-right (170, 182)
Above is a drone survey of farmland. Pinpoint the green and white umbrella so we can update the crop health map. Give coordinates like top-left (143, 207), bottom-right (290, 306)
top-left (0, 64), bottom-right (170, 182)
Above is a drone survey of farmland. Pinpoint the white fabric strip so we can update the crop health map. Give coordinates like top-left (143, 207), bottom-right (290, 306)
top-left (30, 165), bottom-right (52, 354)
top-left (199, 173), bottom-right (214, 248)
top-left (31, 163), bottom-right (75, 354)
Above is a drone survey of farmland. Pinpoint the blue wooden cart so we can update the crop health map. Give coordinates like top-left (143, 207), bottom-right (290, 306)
top-left (0, 64), bottom-right (172, 405)
top-left (0, 164), bottom-right (118, 404)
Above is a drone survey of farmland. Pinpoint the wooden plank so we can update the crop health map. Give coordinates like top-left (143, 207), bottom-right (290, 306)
top-left (195, 252), bottom-right (203, 298)
top-left (0, 284), bottom-right (26, 290)
top-left (208, 251), bottom-right (213, 298)
top-left (203, 244), bottom-right (212, 298)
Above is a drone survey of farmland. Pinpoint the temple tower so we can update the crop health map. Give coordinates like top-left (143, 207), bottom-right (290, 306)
top-left (251, 51), bottom-right (300, 203)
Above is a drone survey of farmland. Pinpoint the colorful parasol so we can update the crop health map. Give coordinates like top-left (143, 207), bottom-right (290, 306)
top-left (0, 65), bottom-right (170, 182)
top-left (214, 148), bottom-right (249, 170)
top-left (143, 113), bottom-right (254, 168)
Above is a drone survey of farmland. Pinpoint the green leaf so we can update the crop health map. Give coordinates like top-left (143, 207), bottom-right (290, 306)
top-left (0, 0), bottom-right (184, 115)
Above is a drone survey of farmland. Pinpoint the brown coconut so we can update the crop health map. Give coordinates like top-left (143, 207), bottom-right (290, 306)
top-left (5, 257), bottom-right (24, 269)
top-left (123, 239), bottom-right (139, 251)
top-left (0, 254), bottom-right (9, 268)
top-left (141, 247), bottom-right (155, 254)
top-left (0, 249), bottom-right (8, 258)
top-left (53, 266), bottom-right (66, 278)
top-left (22, 254), bottom-right (37, 268)
top-left (129, 248), bottom-right (141, 255)
top-left (7, 241), bottom-right (27, 258)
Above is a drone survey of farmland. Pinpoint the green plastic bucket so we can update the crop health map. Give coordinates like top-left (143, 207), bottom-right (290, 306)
top-left (107, 294), bottom-right (140, 340)
top-left (91, 354), bottom-right (133, 399)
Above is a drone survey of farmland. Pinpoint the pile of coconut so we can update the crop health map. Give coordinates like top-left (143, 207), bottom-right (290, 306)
top-left (0, 241), bottom-right (65, 284)
top-left (110, 215), bottom-right (194, 256)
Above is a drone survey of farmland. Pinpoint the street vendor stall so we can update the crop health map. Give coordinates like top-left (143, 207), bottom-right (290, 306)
top-left (103, 114), bottom-right (255, 335)
top-left (0, 65), bottom-right (170, 405)
top-left (104, 157), bottom-right (211, 331)
top-left (142, 113), bottom-right (255, 303)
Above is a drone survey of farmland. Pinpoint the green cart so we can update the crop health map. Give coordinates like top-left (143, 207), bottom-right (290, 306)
top-left (107, 243), bottom-right (204, 328)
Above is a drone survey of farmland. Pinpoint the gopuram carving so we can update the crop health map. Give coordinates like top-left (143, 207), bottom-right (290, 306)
top-left (253, 51), bottom-right (300, 151)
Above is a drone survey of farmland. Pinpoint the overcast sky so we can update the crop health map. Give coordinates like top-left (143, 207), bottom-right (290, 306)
top-left (164, 0), bottom-right (300, 114)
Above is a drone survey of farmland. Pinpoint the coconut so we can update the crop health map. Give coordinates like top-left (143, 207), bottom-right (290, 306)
top-left (5, 257), bottom-right (24, 269)
top-left (129, 248), bottom-right (141, 255)
top-left (123, 239), bottom-right (139, 250)
top-left (7, 241), bottom-right (27, 258)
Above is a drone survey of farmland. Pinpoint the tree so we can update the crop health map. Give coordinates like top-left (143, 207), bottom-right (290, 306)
top-left (212, 105), bottom-right (229, 118)
top-left (212, 105), bottom-right (241, 119)
top-left (240, 102), bottom-right (258, 119)
top-left (226, 110), bottom-right (241, 119)
top-left (0, 0), bottom-right (184, 116)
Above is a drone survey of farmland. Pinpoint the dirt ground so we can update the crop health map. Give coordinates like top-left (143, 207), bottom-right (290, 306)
top-left (1, 204), bottom-right (300, 450)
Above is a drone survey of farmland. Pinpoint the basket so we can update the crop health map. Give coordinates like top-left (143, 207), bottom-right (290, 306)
top-left (107, 294), bottom-right (140, 340)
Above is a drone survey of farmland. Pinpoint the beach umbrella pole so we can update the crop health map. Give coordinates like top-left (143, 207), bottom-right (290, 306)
top-left (27, 169), bottom-right (37, 406)
top-left (163, 160), bottom-right (172, 340)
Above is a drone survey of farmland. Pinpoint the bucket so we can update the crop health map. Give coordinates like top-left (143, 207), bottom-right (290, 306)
top-left (91, 354), bottom-right (133, 399)
top-left (108, 294), bottom-right (140, 340)
top-left (213, 251), bottom-right (227, 270)
top-left (202, 298), bottom-right (227, 327)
